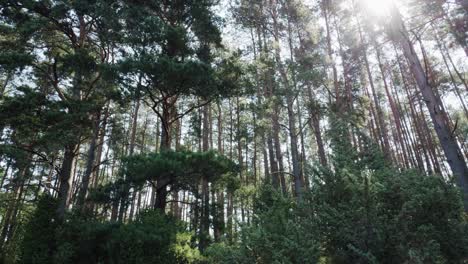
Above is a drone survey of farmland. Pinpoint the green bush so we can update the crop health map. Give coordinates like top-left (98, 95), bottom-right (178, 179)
top-left (19, 200), bottom-right (202, 264)
top-left (310, 166), bottom-right (467, 264)
top-left (206, 186), bottom-right (320, 264)
top-left (19, 195), bottom-right (58, 264)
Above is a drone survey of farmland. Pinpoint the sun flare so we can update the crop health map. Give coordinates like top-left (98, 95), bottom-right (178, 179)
top-left (361, 0), bottom-right (395, 16)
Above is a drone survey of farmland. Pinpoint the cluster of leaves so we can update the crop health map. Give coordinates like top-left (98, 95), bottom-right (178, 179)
top-left (206, 185), bottom-right (321, 264)
top-left (118, 0), bottom-right (245, 104)
top-left (310, 165), bottom-right (467, 263)
top-left (90, 150), bottom-right (239, 207)
top-left (0, 87), bottom-right (94, 151)
top-left (123, 150), bottom-right (237, 187)
top-left (18, 195), bottom-right (203, 264)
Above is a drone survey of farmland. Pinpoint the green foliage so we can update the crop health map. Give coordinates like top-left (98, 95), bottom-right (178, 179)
top-left (117, 150), bottom-right (238, 192)
top-left (310, 164), bottom-right (467, 263)
top-left (204, 243), bottom-right (247, 264)
top-left (0, 87), bottom-right (92, 152)
top-left (106, 210), bottom-right (182, 263)
top-left (19, 195), bottom-right (59, 264)
top-left (206, 186), bottom-right (321, 264)
top-left (19, 200), bottom-right (202, 264)
top-left (172, 232), bottom-right (205, 263)
top-left (88, 150), bottom-right (238, 215)
top-left (117, 0), bottom-right (240, 99)
top-left (53, 210), bottom-right (202, 264)
top-left (1, 200), bottom-right (34, 264)
top-left (308, 118), bottom-right (468, 263)
top-left (206, 118), bottom-right (468, 264)
top-left (3, 2), bottom-right (467, 264)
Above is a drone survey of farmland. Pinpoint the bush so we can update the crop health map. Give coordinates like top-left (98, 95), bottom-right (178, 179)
top-left (206, 186), bottom-right (320, 264)
top-left (310, 166), bottom-right (468, 263)
top-left (19, 202), bottom-right (202, 264)
top-left (19, 195), bottom-right (58, 264)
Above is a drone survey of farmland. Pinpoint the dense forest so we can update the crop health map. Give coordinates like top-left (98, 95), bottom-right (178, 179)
top-left (0, 0), bottom-right (467, 263)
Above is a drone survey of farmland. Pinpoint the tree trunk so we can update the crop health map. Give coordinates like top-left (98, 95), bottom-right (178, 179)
top-left (77, 110), bottom-right (101, 211)
top-left (432, 24), bottom-right (468, 115)
top-left (213, 101), bottom-right (225, 241)
top-left (199, 103), bottom-right (211, 251)
top-left (89, 105), bottom-right (109, 213)
top-left (129, 96), bottom-right (141, 155)
top-left (389, 4), bottom-right (468, 211)
top-left (160, 98), bottom-right (176, 151)
top-left (271, 0), bottom-right (301, 198)
top-left (375, 46), bottom-right (409, 167)
top-left (154, 182), bottom-right (168, 211)
top-left (56, 144), bottom-right (78, 221)
top-left (322, 0), bottom-right (340, 102)
top-left (0, 164), bottom-right (28, 251)
top-left (358, 22), bottom-right (391, 158)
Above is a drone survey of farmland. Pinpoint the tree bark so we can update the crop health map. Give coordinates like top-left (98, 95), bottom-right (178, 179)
top-left (56, 144), bottom-right (78, 221)
top-left (77, 110), bottom-right (101, 211)
top-left (199, 103), bottom-right (211, 251)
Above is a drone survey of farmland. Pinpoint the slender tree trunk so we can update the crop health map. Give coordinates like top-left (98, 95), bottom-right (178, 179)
top-left (227, 108), bottom-right (235, 243)
top-left (295, 19), bottom-right (328, 169)
top-left (389, 4), bottom-right (468, 210)
top-left (307, 87), bottom-right (327, 167)
top-left (297, 99), bottom-right (308, 189)
top-left (394, 45), bottom-right (427, 170)
top-left (253, 26), bottom-right (271, 184)
top-left (284, 7), bottom-right (304, 197)
top-left (199, 103), bottom-right (211, 251)
top-left (0, 163), bottom-right (28, 251)
top-left (171, 115), bottom-right (182, 219)
top-left (322, 0), bottom-right (340, 102)
top-left (432, 24), bottom-right (468, 115)
top-left (226, 191), bottom-right (233, 243)
top-left (0, 158), bottom-right (12, 191)
top-left (286, 96), bottom-right (303, 199)
top-left (261, 27), bottom-right (286, 193)
top-left (358, 23), bottom-right (391, 158)
top-left (375, 46), bottom-right (409, 166)
top-left (214, 101), bottom-right (225, 242)
top-left (77, 110), bottom-right (101, 211)
top-left (130, 96), bottom-right (141, 155)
